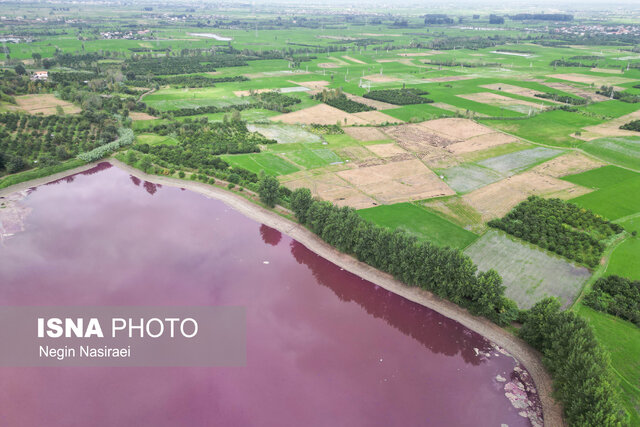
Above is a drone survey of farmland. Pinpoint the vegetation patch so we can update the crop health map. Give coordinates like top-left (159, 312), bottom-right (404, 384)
top-left (489, 196), bottom-right (622, 267)
top-left (620, 119), bottom-right (640, 132)
top-left (363, 88), bottom-right (433, 105)
top-left (313, 89), bottom-right (375, 113)
top-left (584, 275), bottom-right (640, 326)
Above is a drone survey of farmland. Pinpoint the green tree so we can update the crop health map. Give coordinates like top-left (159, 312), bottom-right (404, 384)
top-left (14, 63), bottom-right (26, 75)
top-left (139, 154), bottom-right (152, 173)
top-left (258, 172), bottom-right (280, 208)
top-left (291, 188), bottom-right (313, 223)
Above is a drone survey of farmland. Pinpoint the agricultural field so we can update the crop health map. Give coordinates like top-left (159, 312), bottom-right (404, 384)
top-left (2, 2), bottom-right (640, 423)
top-left (465, 230), bottom-right (591, 309)
top-left (221, 152), bottom-right (300, 176)
top-left (580, 136), bottom-right (640, 170)
top-left (357, 202), bottom-right (478, 249)
top-left (563, 166), bottom-right (640, 220)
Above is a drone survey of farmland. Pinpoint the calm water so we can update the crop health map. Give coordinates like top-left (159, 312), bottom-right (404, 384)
top-left (0, 163), bottom-right (539, 426)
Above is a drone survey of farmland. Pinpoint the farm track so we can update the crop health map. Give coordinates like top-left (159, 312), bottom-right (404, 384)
top-left (0, 158), bottom-right (567, 426)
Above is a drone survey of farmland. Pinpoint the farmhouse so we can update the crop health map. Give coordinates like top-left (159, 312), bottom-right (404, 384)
top-left (30, 71), bottom-right (48, 81)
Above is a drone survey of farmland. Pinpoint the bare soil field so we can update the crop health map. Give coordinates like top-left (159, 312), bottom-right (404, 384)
top-left (352, 110), bottom-right (401, 124)
top-left (462, 171), bottom-right (592, 220)
top-left (458, 92), bottom-right (545, 111)
top-left (360, 33), bottom-right (402, 37)
top-left (480, 83), bottom-right (562, 103)
top-left (129, 111), bottom-right (158, 121)
top-left (271, 104), bottom-right (369, 125)
top-left (243, 70), bottom-right (310, 78)
top-left (431, 102), bottom-right (489, 117)
top-left (290, 80), bottom-right (330, 90)
top-left (343, 126), bottom-right (387, 141)
top-left (366, 143), bottom-right (410, 158)
top-left (337, 159), bottom-right (455, 203)
top-left (363, 74), bottom-right (400, 83)
top-left (335, 146), bottom-right (378, 163)
top-left (532, 152), bottom-right (604, 177)
top-left (342, 55), bottom-right (366, 64)
top-left (590, 68), bottom-right (623, 74)
top-left (421, 75), bottom-right (475, 83)
top-left (398, 52), bottom-right (438, 57)
top-left (540, 81), bottom-right (609, 102)
top-left (282, 170), bottom-right (378, 209)
top-left (12, 94), bottom-right (80, 115)
top-left (548, 73), bottom-right (634, 86)
top-left (233, 88), bottom-right (273, 97)
top-left (317, 63), bottom-right (341, 69)
top-left (447, 132), bottom-right (518, 155)
top-left (345, 93), bottom-right (396, 110)
top-left (384, 123), bottom-right (458, 152)
top-left (419, 118), bottom-right (495, 140)
top-left (576, 110), bottom-right (640, 141)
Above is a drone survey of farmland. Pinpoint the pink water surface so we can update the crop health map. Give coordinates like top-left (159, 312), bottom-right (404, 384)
top-left (0, 163), bottom-right (539, 426)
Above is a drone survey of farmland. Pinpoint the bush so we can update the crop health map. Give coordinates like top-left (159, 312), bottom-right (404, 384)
top-left (178, 171), bottom-right (185, 178)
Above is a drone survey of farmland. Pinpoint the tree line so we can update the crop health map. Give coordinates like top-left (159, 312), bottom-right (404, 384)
top-left (281, 187), bottom-right (519, 325)
top-left (519, 298), bottom-right (627, 425)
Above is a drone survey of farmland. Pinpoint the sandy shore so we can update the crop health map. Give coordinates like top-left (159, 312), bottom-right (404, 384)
top-left (0, 158), bottom-right (565, 426)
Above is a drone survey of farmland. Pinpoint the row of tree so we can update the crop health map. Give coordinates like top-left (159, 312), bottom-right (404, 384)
top-left (281, 187), bottom-right (519, 325)
top-left (519, 298), bottom-right (627, 425)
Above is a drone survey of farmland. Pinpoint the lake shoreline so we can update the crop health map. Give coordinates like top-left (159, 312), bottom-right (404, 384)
top-left (0, 158), bottom-right (565, 426)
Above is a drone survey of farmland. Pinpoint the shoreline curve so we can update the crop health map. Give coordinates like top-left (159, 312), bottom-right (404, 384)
top-left (0, 159), bottom-right (565, 427)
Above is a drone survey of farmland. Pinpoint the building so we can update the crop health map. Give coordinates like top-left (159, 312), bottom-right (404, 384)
top-left (30, 71), bottom-right (48, 81)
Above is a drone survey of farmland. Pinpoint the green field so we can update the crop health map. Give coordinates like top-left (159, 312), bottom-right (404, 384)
top-left (221, 153), bottom-right (300, 176)
top-left (357, 203), bottom-right (478, 249)
top-left (605, 235), bottom-right (640, 280)
top-left (576, 305), bottom-right (640, 426)
top-left (283, 148), bottom-right (343, 169)
top-left (581, 136), bottom-right (640, 171)
top-left (563, 166), bottom-right (640, 220)
top-left (464, 230), bottom-right (591, 309)
top-left (481, 110), bottom-right (603, 147)
top-left (136, 134), bottom-right (179, 146)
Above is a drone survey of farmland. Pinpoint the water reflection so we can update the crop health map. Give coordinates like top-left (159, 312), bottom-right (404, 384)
top-left (289, 239), bottom-right (493, 365)
top-left (259, 224), bottom-right (282, 246)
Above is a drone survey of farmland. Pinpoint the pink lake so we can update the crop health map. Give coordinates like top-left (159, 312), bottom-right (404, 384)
top-left (0, 163), bottom-right (541, 426)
